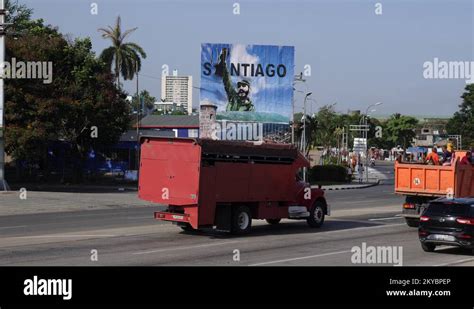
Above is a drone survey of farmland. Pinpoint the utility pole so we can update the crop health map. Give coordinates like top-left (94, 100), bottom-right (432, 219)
top-left (135, 70), bottom-right (140, 176)
top-left (302, 92), bottom-right (312, 182)
top-left (362, 102), bottom-right (382, 183)
top-left (0, 0), bottom-right (9, 191)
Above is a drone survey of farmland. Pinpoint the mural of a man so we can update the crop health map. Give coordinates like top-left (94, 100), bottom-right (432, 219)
top-left (215, 48), bottom-right (255, 112)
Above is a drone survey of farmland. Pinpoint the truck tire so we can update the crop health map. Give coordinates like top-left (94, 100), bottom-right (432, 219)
top-left (180, 223), bottom-right (194, 232)
top-left (231, 205), bottom-right (252, 235)
top-left (405, 218), bottom-right (419, 228)
top-left (266, 219), bottom-right (281, 225)
top-left (307, 201), bottom-right (325, 228)
top-left (421, 242), bottom-right (436, 252)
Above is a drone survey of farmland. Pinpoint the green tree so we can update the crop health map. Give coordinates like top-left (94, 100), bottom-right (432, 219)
top-left (131, 89), bottom-right (156, 113)
top-left (98, 16), bottom-right (147, 88)
top-left (384, 113), bottom-right (418, 149)
top-left (447, 84), bottom-right (474, 148)
top-left (5, 13), bottom-right (130, 182)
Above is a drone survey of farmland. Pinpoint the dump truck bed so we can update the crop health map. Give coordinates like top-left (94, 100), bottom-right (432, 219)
top-left (394, 158), bottom-right (474, 198)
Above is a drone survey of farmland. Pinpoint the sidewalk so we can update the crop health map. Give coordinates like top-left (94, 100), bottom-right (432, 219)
top-left (313, 180), bottom-right (380, 191)
top-left (0, 190), bottom-right (155, 217)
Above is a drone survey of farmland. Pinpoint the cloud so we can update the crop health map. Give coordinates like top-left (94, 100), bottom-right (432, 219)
top-left (230, 44), bottom-right (259, 66)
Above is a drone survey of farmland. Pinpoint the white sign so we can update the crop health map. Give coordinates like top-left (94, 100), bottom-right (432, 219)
top-left (353, 138), bottom-right (367, 154)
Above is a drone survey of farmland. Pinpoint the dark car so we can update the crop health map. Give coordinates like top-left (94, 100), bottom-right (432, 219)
top-left (419, 197), bottom-right (474, 253)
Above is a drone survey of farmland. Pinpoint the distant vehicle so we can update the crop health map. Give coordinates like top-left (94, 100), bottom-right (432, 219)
top-left (419, 198), bottom-right (474, 253)
top-left (138, 137), bottom-right (329, 234)
top-left (394, 151), bottom-right (474, 227)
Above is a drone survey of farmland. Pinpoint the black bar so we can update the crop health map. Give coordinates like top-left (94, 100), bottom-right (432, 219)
top-left (0, 267), bottom-right (472, 307)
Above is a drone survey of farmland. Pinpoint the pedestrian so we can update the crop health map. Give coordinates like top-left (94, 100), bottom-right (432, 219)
top-left (358, 163), bottom-right (364, 183)
top-left (346, 164), bottom-right (353, 183)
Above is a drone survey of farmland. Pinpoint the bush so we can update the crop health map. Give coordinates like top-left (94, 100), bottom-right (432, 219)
top-left (308, 165), bottom-right (348, 183)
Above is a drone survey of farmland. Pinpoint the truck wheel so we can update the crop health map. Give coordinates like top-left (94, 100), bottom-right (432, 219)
top-left (266, 219), bottom-right (281, 225)
top-left (405, 218), bottom-right (419, 228)
top-left (307, 201), bottom-right (325, 228)
top-left (421, 242), bottom-right (436, 252)
top-left (231, 206), bottom-right (252, 235)
top-left (180, 223), bottom-right (194, 232)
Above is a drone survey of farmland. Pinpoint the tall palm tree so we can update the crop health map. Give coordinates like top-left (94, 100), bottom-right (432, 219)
top-left (98, 16), bottom-right (147, 88)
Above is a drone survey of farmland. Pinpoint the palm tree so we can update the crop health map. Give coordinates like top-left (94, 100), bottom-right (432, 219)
top-left (98, 16), bottom-right (146, 88)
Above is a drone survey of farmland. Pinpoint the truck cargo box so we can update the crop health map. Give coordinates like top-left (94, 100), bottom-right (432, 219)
top-left (395, 154), bottom-right (474, 198)
top-left (138, 137), bottom-right (311, 229)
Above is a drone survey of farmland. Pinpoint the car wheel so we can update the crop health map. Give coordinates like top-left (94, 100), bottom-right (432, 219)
top-left (307, 201), bottom-right (325, 228)
top-left (405, 218), bottom-right (419, 228)
top-left (266, 218), bottom-right (281, 225)
top-left (421, 242), bottom-right (436, 252)
top-left (231, 205), bottom-right (252, 235)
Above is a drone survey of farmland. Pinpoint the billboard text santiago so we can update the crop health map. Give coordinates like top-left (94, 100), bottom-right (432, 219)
top-left (200, 43), bottom-right (294, 124)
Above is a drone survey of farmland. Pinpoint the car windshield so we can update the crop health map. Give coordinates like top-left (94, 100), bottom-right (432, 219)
top-left (425, 202), bottom-right (473, 216)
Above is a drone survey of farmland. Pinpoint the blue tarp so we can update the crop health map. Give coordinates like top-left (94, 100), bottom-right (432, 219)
top-left (406, 147), bottom-right (427, 154)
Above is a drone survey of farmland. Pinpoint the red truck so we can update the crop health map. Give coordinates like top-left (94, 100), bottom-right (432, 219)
top-left (138, 137), bottom-right (329, 234)
top-left (395, 151), bottom-right (474, 227)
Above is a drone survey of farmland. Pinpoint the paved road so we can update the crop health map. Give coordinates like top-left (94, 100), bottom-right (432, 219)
top-left (1, 161), bottom-right (473, 266)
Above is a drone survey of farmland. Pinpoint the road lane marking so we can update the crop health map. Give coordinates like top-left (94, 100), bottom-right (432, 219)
top-left (133, 241), bottom-right (240, 255)
top-left (249, 250), bottom-right (352, 266)
top-left (17, 234), bottom-right (116, 238)
top-left (434, 257), bottom-right (474, 266)
top-left (0, 225), bottom-right (27, 230)
top-left (369, 216), bottom-right (403, 221)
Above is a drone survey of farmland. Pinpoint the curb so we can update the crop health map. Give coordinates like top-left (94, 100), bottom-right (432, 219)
top-left (317, 179), bottom-right (381, 191)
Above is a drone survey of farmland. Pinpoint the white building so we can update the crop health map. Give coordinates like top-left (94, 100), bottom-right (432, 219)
top-left (161, 70), bottom-right (193, 115)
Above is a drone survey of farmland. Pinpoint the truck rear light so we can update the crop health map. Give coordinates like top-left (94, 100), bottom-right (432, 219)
top-left (456, 218), bottom-right (474, 225)
top-left (420, 216), bottom-right (430, 222)
top-left (403, 203), bottom-right (415, 209)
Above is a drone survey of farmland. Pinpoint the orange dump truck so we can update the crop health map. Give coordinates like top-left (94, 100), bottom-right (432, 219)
top-left (395, 151), bottom-right (474, 227)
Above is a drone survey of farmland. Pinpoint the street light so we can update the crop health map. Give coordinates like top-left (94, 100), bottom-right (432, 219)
top-left (362, 102), bottom-right (383, 183)
top-left (302, 92), bottom-right (312, 182)
top-left (291, 74), bottom-right (307, 144)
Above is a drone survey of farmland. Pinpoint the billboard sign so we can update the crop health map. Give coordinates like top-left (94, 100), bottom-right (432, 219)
top-left (200, 43), bottom-right (295, 128)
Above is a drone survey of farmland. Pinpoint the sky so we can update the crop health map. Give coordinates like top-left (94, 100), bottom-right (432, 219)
top-left (23, 0), bottom-right (474, 117)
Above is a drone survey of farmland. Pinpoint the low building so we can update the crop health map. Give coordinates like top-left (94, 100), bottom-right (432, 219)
top-left (138, 114), bottom-right (199, 138)
top-left (153, 101), bottom-right (185, 114)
